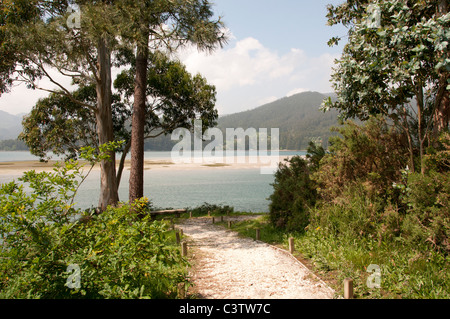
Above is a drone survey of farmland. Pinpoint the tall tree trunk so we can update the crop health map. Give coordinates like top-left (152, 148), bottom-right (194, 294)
top-left (434, 0), bottom-right (450, 138)
top-left (116, 139), bottom-right (131, 189)
top-left (129, 34), bottom-right (149, 204)
top-left (400, 105), bottom-right (416, 173)
top-left (416, 84), bottom-right (426, 175)
top-left (96, 36), bottom-right (119, 211)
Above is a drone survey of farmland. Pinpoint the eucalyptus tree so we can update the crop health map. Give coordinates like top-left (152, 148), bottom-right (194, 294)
top-left (20, 50), bottom-right (218, 191)
top-left (113, 50), bottom-right (218, 187)
top-left (3, 0), bottom-right (226, 209)
top-left (1, 0), bottom-right (124, 210)
top-left (116, 0), bottom-right (227, 203)
top-left (323, 0), bottom-right (450, 173)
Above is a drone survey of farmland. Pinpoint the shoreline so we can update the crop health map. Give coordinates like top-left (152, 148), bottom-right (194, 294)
top-left (0, 155), bottom-right (297, 175)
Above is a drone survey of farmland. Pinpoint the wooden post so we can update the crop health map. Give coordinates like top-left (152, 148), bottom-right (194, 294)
top-left (208, 211), bottom-right (211, 217)
top-left (289, 237), bottom-right (295, 254)
top-left (228, 221), bottom-right (232, 228)
top-left (220, 216), bottom-right (224, 222)
top-left (189, 211), bottom-right (192, 218)
top-left (181, 242), bottom-right (188, 257)
top-left (255, 229), bottom-right (261, 241)
top-left (175, 231), bottom-right (181, 244)
top-left (344, 278), bottom-right (353, 299)
top-left (212, 217), bottom-right (215, 224)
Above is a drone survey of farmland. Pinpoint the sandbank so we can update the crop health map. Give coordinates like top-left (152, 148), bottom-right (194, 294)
top-left (0, 155), bottom-right (295, 175)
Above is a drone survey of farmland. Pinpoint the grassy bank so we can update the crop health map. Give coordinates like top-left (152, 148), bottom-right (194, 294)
top-left (224, 214), bottom-right (449, 299)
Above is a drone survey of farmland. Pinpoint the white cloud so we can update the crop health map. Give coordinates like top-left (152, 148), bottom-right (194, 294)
top-left (0, 68), bottom-right (75, 115)
top-left (178, 37), bottom-right (307, 92)
top-left (177, 35), bottom-right (339, 114)
top-left (286, 88), bottom-right (309, 97)
top-left (257, 95), bottom-right (278, 106)
top-left (0, 66), bottom-right (126, 115)
top-left (0, 33), bottom-right (339, 117)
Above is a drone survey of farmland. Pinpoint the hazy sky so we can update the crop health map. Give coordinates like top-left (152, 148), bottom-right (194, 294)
top-left (0, 0), bottom-right (347, 116)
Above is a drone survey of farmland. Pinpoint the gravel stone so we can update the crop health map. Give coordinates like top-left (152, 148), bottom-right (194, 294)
top-left (179, 216), bottom-right (335, 299)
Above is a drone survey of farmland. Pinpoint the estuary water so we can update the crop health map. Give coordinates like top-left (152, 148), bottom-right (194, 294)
top-left (0, 151), bottom-right (305, 213)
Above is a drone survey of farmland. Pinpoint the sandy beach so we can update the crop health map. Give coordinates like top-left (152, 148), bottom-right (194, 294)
top-left (0, 155), bottom-right (294, 175)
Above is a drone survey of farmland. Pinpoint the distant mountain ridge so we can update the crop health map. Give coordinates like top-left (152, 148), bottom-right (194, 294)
top-left (216, 91), bottom-right (339, 150)
top-left (0, 110), bottom-right (24, 140)
top-left (0, 91), bottom-right (341, 151)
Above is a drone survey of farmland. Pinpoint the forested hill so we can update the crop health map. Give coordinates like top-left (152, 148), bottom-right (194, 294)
top-left (0, 91), bottom-right (341, 151)
top-left (144, 91), bottom-right (340, 151)
top-left (0, 110), bottom-right (24, 140)
top-left (216, 91), bottom-right (340, 150)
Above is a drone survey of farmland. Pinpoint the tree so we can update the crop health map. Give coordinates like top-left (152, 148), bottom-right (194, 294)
top-left (20, 85), bottom-right (129, 161)
top-left (0, 0), bottom-right (42, 94)
top-left (3, 1), bottom-right (226, 209)
top-left (20, 51), bottom-right (218, 190)
top-left (117, 0), bottom-right (227, 203)
top-left (113, 50), bottom-right (218, 187)
top-left (323, 0), bottom-right (450, 174)
top-left (2, 1), bottom-right (124, 210)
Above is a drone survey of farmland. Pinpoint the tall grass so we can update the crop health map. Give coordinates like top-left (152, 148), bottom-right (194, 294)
top-left (229, 215), bottom-right (449, 299)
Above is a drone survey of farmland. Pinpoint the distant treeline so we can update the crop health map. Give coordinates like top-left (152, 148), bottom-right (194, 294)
top-left (145, 92), bottom-right (342, 151)
top-left (2, 92), bottom-right (341, 153)
top-left (0, 139), bottom-right (28, 151)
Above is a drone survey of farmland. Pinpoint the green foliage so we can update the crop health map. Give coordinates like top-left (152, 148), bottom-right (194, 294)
top-left (269, 156), bottom-right (317, 232)
top-left (114, 50), bottom-right (218, 137)
top-left (314, 116), bottom-right (409, 203)
top-left (265, 115), bottom-right (449, 298)
top-left (324, 0), bottom-right (450, 122)
top-left (305, 140), bottom-right (326, 172)
top-left (0, 145), bottom-right (188, 299)
top-left (230, 213), bottom-right (449, 299)
top-left (301, 116), bottom-right (449, 253)
top-left (188, 202), bottom-right (234, 217)
top-left (309, 186), bottom-right (384, 240)
top-left (59, 201), bottom-right (188, 299)
top-left (20, 85), bottom-right (129, 161)
top-left (251, 0), bottom-right (450, 298)
top-left (296, 228), bottom-right (449, 299)
top-left (0, 0), bottom-right (42, 94)
top-left (425, 131), bottom-right (450, 172)
top-left (401, 170), bottom-right (450, 252)
top-left (20, 50), bottom-right (218, 162)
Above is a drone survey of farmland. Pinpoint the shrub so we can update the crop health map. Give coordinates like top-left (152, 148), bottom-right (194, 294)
top-left (188, 202), bottom-right (234, 216)
top-left (313, 116), bottom-right (408, 204)
top-left (309, 183), bottom-right (384, 239)
top-left (269, 156), bottom-right (317, 231)
top-left (0, 149), bottom-right (188, 299)
top-left (61, 201), bottom-right (189, 299)
top-left (400, 171), bottom-right (450, 253)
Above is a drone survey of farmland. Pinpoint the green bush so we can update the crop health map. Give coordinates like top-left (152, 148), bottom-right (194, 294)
top-left (400, 171), bottom-right (450, 253)
top-left (188, 202), bottom-right (234, 216)
top-left (309, 183), bottom-right (384, 239)
top-left (269, 156), bottom-right (317, 231)
top-left (313, 116), bottom-right (408, 203)
top-left (0, 152), bottom-right (188, 299)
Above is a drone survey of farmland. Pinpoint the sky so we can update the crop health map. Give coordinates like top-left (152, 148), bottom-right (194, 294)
top-left (0, 0), bottom-right (348, 116)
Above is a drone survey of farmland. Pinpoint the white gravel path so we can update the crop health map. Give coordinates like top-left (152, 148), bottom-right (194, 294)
top-left (178, 216), bottom-right (336, 299)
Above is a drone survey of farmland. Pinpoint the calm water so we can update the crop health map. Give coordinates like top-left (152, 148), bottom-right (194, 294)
top-left (0, 151), bottom-right (305, 213)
